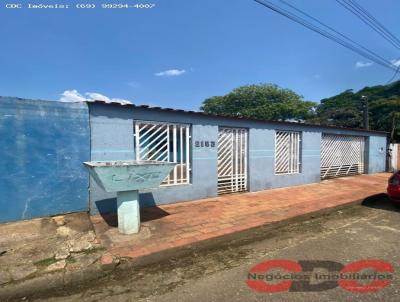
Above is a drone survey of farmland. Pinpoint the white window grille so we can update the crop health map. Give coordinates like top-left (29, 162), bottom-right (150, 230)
top-left (275, 131), bottom-right (301, 174)
top-left (134, 121), bottom-right (190, 185)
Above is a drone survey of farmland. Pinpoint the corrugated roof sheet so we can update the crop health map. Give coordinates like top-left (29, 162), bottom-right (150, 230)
top-left (88, 100), bottom-right (388, 135)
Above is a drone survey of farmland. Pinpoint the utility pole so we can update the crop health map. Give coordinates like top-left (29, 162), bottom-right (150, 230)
top-left (361, 95), bottom-right (369, 130)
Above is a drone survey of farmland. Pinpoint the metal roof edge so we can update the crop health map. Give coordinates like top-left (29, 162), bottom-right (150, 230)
top-left (90, 99), bottom-right (387, 136)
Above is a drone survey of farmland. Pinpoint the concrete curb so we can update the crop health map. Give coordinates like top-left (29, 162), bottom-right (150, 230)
top-left (0, 194), bottom-right (382, 301)
top-left (124, 197), bottom-right (369, 268)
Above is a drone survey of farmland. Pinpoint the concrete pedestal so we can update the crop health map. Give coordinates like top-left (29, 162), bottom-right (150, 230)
top-left (117, 190), bottom-right (140, 234)
top-left (84, 160), bottom-right (175, 235)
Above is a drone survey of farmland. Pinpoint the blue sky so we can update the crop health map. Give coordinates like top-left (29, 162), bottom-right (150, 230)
top-left (1, 0), bottom-right (400, 110)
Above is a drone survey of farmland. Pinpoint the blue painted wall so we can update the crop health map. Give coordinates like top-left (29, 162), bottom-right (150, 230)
top-left (0, 97), bottom-right (90, 223)
top-left (88, 102), bottom-right (387, 215)
top-left (367, 135), bottom-right (387, 173)
top-left (0, 98), bottom-right (387, 222)
top-left (248, 128), bottom-right (321, 191)
top-left (89, 104), bottom-right (219, 214)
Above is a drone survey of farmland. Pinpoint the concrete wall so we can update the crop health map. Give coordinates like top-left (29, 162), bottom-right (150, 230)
top-left (248, 128), bottom-right (321, 191)
top-left (397, 144), bottom-right (400, 171)
top-left (88, 103), bottom-right (387, 215)
top-left (0, 98), bottom-right (90, 223)
top-left (388, 144), bottom-right (398, 172)
top-left (367, 135), bottom-right (387, 173)
top-left (0, 98), bottom-right (387, 222)
top-left (89, 104), bottom-right (220, 214)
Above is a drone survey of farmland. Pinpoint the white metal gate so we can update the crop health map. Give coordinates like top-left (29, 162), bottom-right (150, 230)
top-left (320, 134), bottom-right (365, 179)
top-left (217, 127), bottom-right (248, 194)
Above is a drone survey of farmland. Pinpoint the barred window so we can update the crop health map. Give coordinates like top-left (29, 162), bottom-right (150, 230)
top-left (134, 121), bottom-right (191, 185)
top-left (275, 131), bottom-right (301, 174)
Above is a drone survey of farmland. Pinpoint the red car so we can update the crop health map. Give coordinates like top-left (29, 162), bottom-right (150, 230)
top-left (387, 171), bottom-right (400, 204)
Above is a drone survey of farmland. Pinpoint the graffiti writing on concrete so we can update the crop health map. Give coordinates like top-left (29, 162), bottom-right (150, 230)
top-left (111, 171), bottom-right (162, 183)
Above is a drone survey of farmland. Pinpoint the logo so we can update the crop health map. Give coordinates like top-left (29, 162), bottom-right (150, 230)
top-left (247, 259), bottom-right (394, 293)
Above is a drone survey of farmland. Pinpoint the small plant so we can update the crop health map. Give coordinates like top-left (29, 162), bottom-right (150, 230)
top-left (33, 257), bottom-right (57, 267)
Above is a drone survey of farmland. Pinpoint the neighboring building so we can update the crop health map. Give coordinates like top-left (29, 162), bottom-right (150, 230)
top-left (0, 97), bottom-right (388, 222)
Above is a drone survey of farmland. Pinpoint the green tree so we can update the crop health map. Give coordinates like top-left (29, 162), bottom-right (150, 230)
top-left (369, 98), bottom-right (400, 141)
top-left (200, 84), bottom-right (316, 121)
top-left (310, 89), bottom-right (364, 128)
top-left (310, 80), bottom-right (400, 142)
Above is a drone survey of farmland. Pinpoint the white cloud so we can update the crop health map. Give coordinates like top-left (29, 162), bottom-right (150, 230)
top-left (58, 90), bottom-right (132, 105)
top-left (59, 90), bottom-right (87, 103)
top-left (391, 58), bottom-right (400, 67)
top-left (355, 61), bottom-right (373, 68)
top-left (155, 69), bottom-right (186, 77)
top-left (85, 92), bottom-right (110, 102)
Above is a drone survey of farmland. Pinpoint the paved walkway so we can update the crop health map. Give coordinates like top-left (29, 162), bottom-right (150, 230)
top-left (91, 173), bottom-right (390, 260)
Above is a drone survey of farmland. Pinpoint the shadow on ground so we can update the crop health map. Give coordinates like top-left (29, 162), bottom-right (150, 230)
top-left (98, 206), bottom-right (170, 227)
top-left (362, 193), bottom-right (400, 212)
top-left (141, 207), bottom-right (170, 222)
top-left (95, 192), bottom-right (170, 227)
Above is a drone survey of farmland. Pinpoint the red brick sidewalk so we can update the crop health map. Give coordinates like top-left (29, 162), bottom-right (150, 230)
top-left (91, 173), bottom-right (390, 260)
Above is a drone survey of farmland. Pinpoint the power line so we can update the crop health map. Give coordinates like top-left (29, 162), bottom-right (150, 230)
top-left (386, 62), bottom-right (400, 84)
top-left (337, 0), bottom-right (400, 48)
top-left (252, 0), bottom-right (397, 71)
top-left (347, 0), bottom-right (400, 46)
top-left (335, 0), bottom-right (400, 50)
top-left (347, 0), bottom-right (400, 83)
top-left (278, 0), bottom-right (392, 70)
top-left (335, 0), bottom-right (400, 83)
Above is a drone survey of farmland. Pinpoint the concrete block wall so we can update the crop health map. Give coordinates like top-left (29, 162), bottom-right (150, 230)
top-left (0, 97), bottom-right (90, 223)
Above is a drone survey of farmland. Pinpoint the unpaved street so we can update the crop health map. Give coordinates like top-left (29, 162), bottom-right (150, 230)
top-left (32, 195), bottom-right (400, 302)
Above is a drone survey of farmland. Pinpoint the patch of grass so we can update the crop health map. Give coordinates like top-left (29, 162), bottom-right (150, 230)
top-left (34, 257), bottom-right (57, 267)
top-left (66, 257), bottom-right (77, 264)
top-left (81, 246), bottom-right (106, 255)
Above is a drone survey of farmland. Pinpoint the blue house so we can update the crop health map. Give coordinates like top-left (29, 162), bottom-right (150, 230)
top-left (0, 97), bottom-right (388, 222)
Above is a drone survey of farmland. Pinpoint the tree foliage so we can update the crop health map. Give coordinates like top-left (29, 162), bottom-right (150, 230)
top-left (310, 80), bottom-right (400, 142)
top-left (199, 81), bottom-right (400, 142)
top-left (200, 84), bottom-right (316, 121)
